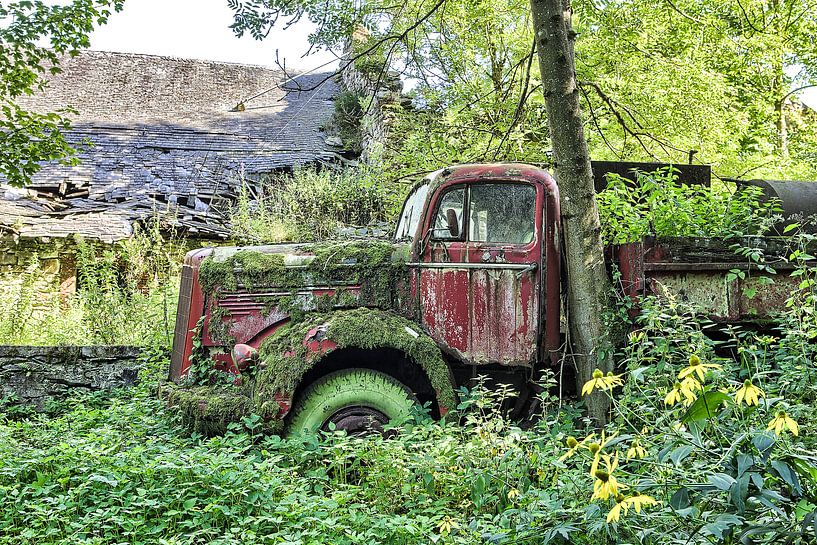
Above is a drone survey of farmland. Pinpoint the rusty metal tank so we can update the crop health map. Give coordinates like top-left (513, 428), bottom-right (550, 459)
top-left (739, 179), bottom-right (817, 234)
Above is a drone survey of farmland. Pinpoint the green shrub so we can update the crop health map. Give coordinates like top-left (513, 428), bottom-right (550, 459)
top-left (597, 168), bottom-right (781, 244)
top-left (0, 218), bottom-right (185, 348)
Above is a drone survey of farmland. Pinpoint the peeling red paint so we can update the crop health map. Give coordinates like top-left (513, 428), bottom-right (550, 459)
top-left (413, 164), bottom-right (560, 367)
top-left (273, 393), bottom-right (290, 414)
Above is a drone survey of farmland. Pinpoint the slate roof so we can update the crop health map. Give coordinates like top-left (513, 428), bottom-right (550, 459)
top-left (0, 51), bottom-right (344, 242)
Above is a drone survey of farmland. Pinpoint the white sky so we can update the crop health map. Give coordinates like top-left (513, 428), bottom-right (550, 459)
top-left (89, 0), bottom-right (338, 72)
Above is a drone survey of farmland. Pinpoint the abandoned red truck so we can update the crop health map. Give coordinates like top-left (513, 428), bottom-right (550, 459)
top-left (168, 163), bottom-right (806, 436)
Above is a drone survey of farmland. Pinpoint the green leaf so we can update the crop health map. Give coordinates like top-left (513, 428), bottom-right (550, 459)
top-left (737, 454), bottom-right (753, 477)
top-left (669, 445), bottom-right (695, 466)
top-left (772, 460), bottom-right (802, 495)
top-left (681, 391), bottom-right (731, 423)
top-left (709, 473), bottom-right (736, 491)
top-left (704, 514), bottom-right (743, 539)
top-left (670, 487), bottom-right (690, 510)
top-left (752, 432), bottom-right (776, 457)
top-left (730, 473), bottom-right (750, 513)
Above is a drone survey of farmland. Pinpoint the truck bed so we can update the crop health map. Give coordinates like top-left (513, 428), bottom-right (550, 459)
top-left (612, 236), bottom-right (806, 322)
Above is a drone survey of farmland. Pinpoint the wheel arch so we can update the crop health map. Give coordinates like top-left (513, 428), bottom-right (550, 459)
top-left (253, 308), bottom-right (458, 424)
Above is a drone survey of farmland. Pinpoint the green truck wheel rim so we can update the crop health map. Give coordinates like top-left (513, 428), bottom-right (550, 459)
top-left (285, 369), bottom-right (416, 436)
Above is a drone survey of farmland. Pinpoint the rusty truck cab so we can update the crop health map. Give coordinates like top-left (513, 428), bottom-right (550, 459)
top-left (405, 164), bottom-right (562, 371)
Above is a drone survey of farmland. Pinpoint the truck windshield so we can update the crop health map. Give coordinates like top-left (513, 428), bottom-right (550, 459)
top-left (394, 181), bottom-right (430, 241)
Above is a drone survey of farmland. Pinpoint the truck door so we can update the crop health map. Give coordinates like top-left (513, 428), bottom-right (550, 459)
top-left (419, 181), bottom-right (542, 366)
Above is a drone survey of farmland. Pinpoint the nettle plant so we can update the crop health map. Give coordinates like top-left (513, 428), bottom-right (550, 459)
top-left (558, 294), bottom-right (817, 543)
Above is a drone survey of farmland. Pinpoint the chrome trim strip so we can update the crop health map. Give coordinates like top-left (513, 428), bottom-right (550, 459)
top-left (407, 262), bottom-right (536, 271)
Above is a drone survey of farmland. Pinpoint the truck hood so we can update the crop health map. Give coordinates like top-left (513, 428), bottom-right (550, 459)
top-left (198, 240), bottom-right (411, 296)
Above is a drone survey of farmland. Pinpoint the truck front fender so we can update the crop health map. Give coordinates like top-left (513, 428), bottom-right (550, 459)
top-left (252, 308), bottom-right (457, 426)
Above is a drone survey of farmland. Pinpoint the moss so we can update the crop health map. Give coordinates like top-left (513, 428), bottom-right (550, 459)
top-left (327, 309), bottom-right (457, 409)
top-left (168, 307), bottom-right (456, 435)
top-left (329, 90), bottom-right (365, 153)
top-left (164, 381), bottom-right (286, 436)
top-left (255, 308), bottom-right (457, 411)
top-left (207, 304), bottom-right (234, 344)
top-left (199, 252), bottom-right (287, 293)
top-left (198, 240), bottom-right (409, 310)
top-left (164, 382), bottom-right (251, 436)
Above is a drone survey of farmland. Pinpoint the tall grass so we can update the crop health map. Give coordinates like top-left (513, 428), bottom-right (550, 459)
top-left (0, 219), bottom-right (185, 349)
top-left (230, 166), bottom-right (398, 243)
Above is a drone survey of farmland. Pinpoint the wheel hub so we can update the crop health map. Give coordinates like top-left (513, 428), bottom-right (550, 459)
top-left (321, 406), bottom-right (390, 436)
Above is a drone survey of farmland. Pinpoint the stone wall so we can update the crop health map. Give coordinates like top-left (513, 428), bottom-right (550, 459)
top-left (340, 43), bottom-right (410, 164)
top-left (0, 345), bottom-right (141, 408)
top-left (0, 236), bottom-right (78, 304)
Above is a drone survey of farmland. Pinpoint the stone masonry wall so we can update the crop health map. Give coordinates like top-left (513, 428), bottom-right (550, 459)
top-left (0, 236), bottom-right (78, 305)
top-left (0, 345), bottom-right (141, 409)
top-left (340, 38), bottom-right (410, 165)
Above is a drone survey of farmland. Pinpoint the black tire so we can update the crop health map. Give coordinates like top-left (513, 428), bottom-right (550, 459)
top-left (285, 368), bottom-right (417, 437)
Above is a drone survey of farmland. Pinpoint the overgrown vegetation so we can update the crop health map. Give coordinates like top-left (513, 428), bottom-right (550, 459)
top-left (230, 167), bottom-right (397, 244)
top-left (1, 326), bottom-right (815, 544)
top-left (597, 168), bottom-right (782, 244)
top-left (328, 90), bottom-right (366, 154)
top-left (5, 183), bottom-right (817, 543)
top-left (0, 219), bottom-right (186, 348)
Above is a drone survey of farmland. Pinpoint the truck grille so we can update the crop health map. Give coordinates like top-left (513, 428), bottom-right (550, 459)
top-left (169, 264), bottom-right (193, 379)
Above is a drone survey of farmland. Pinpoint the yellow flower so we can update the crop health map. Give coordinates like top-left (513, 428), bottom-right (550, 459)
top-left (626, 440), bottom-right (646, 460)
top-left (734, 380), bottom-right (765, 406)
top-left (437, 516), bottom-right (459, 535)
top-left (623, 493), bottom-right (659, 513)
top-left (664, 382), bottom-right (683, 406)
top-left (507, 488), bottom-right (520, 500)
top-left (592, 454), bottom-right (626, 501)
top-left (767, 411), bottom-right (799, 436)
top-left (558, 433), bottom-right (594, 462)
top-left (678, 355), bottom-right (721, 381)
top-left (679, 377), bottom-right (702, 406)
top-left (582, 369), bottom-right (624, 396)
top-left (606, 494), bottom-right (626, 523)
top-left (588, 431), bottom-right (617, 477)
top-left (606, 493), bottom-right (659, 523)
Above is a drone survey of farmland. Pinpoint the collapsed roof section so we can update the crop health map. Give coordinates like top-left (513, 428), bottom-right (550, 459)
top-left (1, 51), bottom-right (345, 242)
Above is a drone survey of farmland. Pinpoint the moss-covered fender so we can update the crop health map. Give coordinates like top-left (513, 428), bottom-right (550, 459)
top-left (253, 308), bottom-right (458, 425)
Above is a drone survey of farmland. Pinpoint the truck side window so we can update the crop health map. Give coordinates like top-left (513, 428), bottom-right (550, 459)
top-left (431, 187), bottom-right (466, 240)
top-left (468, 183), bottom-right (535, 244)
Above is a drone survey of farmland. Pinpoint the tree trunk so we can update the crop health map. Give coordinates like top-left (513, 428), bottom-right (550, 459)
top-left (529, 0), bottom-right (613, 425)
top-left (776, 98), bottom-right (789, 160)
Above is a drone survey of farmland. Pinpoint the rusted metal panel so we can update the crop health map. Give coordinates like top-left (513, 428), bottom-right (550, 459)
top-left (169, 248), bottom-right (211, 380)
top-left (647, 271), bottom-right (799, 321)
top-left (169, 264), bottom-right (193, 379)
top-left (204, 287), bottom-right (361, 347)
top-left (736, 275), bottom-right (800, 319)
top-left (414, 164), bottom-right (558, 368)
top-left (616, 237), bottom-right (811, 322)
top-left (420, 267), bottom-right (470, 355)
top-left (648, 273), bottom-right (731, 317)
